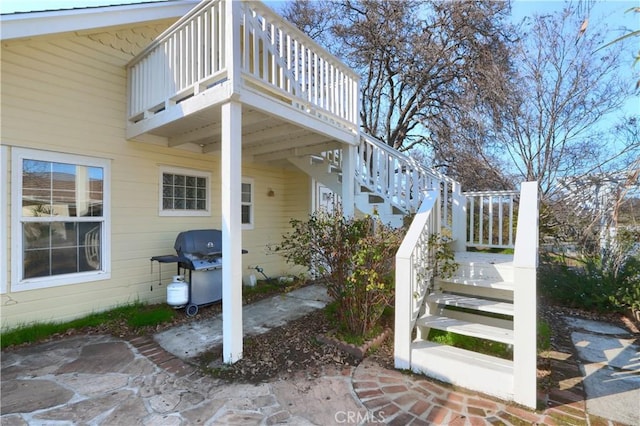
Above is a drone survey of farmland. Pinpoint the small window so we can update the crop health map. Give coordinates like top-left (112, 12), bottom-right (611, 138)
top-left (159, 166), bottom-right (210, 216)
top-left (11, 148), bottom-right (111, 291)
top-left (241, 178), bottom-right (254, 229)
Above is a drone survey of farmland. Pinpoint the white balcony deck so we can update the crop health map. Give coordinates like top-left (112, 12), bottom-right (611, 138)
top-left (126, 0), bottom-right (360, 160)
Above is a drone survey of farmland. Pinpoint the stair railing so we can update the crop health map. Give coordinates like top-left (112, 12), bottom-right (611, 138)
top-left (357, 133), bottom-right (459, 231)
top-left (394, 189), bottom-right (440, 370)
top-left (463, 190), bottom-right (519, 249)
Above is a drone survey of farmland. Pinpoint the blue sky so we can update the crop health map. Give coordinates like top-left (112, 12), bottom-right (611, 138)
top-left (1, 1), bottom-right (636, 36)
top-left (2, 1), bottom-right (636, 50)
top-left (2, 0), bottom-right (637, 118)
top-left (0, 0), bottom-right (637, 19)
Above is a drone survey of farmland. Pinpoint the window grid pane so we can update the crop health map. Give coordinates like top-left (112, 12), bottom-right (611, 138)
top-left (22, 221), bottom-right (102, 279)
top-left (241, 181), bottom-right (252, 225)
top-left (21, 156), bottom-right (106, 280)
top-left (241, 205), bottom-right (251, 224)
top-left (162, 172), bottom-right (207, 211)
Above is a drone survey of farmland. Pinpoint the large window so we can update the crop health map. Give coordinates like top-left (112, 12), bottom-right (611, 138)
top-left (11, 148), bottom-right (110, 291)
top-left (241, 178), bottom-right (254, 229)
top-left (159, 166), bottom-right (210, 216)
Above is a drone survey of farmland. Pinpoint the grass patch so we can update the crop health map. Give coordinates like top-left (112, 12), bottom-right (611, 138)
top-left (323, 303), bottom-right (392, 346)
top-left (127, 305), bottom-right (176, 328)
top-left (467, 246), bottom-right (515, 255)
top-left (1, 302), bottom-right (176, 349)
top-left (243, 279), bottom-right (285, 296)
top-left (242, 278), bottom-right (303, 303)
top-left (428, 329), bottom-right (513, 360)
top-left (537, 319), bottom-right (551, 352)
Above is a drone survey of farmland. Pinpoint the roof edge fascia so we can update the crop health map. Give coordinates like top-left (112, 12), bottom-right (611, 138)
top-left (1, 1), bottom-right (200, 41)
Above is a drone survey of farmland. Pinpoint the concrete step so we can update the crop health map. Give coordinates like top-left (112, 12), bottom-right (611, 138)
top-left (427, 293), bottom-right (514, 316)
top-left (416, 314), bottom-right (514, 345)
top-left (410, 340), bottom-right (514, 402)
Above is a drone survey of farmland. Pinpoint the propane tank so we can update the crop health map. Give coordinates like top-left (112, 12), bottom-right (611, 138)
top-left (167, 275), bottom-right (188, 307)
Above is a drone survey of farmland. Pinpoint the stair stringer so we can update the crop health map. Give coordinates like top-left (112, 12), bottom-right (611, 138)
top-left (288, 155), bottom-right (407, 226)
top-left (288, 156), bottom-right (342, 194)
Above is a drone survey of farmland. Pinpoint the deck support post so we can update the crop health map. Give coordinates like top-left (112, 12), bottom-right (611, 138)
top-left (341, 144), bottom-right (355, 217)
top-left (221, 100), bottom-right (243, 364)
top-left (513, 181), bottom-right (539, 408)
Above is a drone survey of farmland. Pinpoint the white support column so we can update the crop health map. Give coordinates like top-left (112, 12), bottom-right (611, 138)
top-left (341, 143), bottom-right (355, 217)
top-left (221, 100), bottom-right (243, 363)
top-left (513, 181), bottom-right (539, 409)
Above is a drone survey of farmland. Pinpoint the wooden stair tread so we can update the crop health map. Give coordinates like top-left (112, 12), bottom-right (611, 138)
top-left (454, 251), bottom-right (514, 266)
top-left (411, 340), bottom-right (513, 372)
top-left (435, 276), bottom-right (514, 291)
top-left (427, 293), bottom-right (513, 316)
top-left (416, 315), bottom-right (514, 345)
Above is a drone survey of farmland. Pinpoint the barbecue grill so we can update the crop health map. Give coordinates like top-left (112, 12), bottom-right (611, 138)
top-left (151, 229), bottom-right (246, 316)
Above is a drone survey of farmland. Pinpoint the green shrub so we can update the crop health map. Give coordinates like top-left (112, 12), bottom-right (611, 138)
top-left (539, 229), bottom-right (640, 312)
top-left (273, 208), bottom-right (403, 337)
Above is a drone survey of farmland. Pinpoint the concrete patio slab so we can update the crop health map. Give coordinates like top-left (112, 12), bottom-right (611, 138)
top-left (564, 316), bottom-right (630, 335)
top-left (154, 284), bottom-right (331, 359)
top-left (565, 315), bottom-right (640, 425)
top-left (2, 287), bottom-right (637, 425)
top-left (571, 331), bottom-right (639, 371)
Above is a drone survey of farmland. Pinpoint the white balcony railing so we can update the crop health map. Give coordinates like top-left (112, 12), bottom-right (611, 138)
top-left (241, 2), bottom-right (359, 128)
top-left (127, 0), bottom-right (359, 131)
top-left (128, 0), bottom-right (227, 122)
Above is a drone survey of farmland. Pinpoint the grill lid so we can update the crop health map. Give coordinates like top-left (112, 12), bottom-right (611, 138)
top-left (174, 229), bottom-right (222, 257)
top-left (172, 229), bottom-right (246, 270)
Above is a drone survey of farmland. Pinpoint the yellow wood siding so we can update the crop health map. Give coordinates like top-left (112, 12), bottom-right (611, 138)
top-left (0, 25), bottom-right (312, 329)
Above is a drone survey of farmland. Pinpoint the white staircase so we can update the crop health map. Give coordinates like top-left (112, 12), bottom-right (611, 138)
top-left (288, 133), bottom-right (453, 227)
top-left (287, 130), bottom-right (539, 409)
top-left (287, 151), bottom-right (404, 226)
top-left (411, 252), bottom-right (518, 401)
top-left (395, 184), bottom-right (539, 409)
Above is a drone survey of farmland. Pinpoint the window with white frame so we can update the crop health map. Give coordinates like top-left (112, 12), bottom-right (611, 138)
top-left (159, 166), bottom-right (210, 216)
top-left (241, 178), bottom-right (254, 229)
top-left (11, 148), bottom-right (110, 291)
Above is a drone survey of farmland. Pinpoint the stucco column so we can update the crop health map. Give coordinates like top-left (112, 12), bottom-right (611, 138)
top-left (221, 100), bottom-right (243, 363)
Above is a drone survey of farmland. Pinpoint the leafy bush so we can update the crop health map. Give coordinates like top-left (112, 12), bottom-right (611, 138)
top-left (273, 208), bottom-right (403, 337)
top-left (539, 229), bottom-right (640, 312)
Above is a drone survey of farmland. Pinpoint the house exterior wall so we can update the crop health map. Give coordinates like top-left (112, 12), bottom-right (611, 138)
top-left (0, 23), bottom-right (311, 329)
